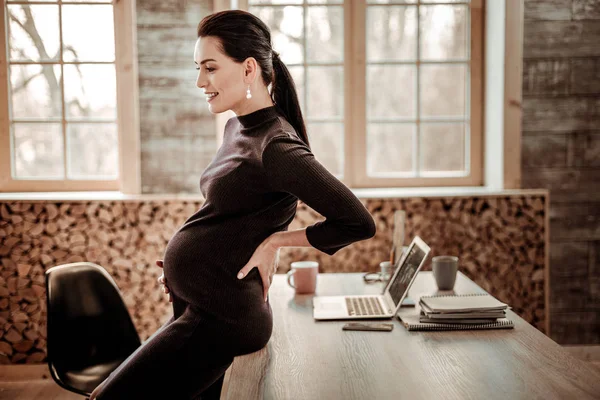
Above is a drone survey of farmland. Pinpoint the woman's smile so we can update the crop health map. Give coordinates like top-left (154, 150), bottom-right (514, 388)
top-left (206, 92), bottom-right (219, 102)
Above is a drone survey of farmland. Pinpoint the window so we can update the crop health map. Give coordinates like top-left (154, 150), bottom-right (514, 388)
top-left (245, 0), bottom-right (483, 187)
top-left (249, 0), bottom-right (345, 177)
top-left (0, 0), bottom-right (136, 192)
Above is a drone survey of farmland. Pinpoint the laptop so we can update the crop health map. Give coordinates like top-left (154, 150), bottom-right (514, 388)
top-left (313, 236), bottom-right (431, 320)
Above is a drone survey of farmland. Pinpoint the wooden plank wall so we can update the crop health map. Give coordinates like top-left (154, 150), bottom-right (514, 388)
top-left (136, 0), bottom-right (216, 193)
top-left (521, 0), bottom-right (600, 344)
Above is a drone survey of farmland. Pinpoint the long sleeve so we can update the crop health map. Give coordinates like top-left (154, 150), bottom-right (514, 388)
top-left (262, 133), bottom-right (377, 256)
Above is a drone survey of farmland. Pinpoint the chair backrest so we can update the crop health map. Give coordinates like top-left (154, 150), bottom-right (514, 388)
top-left (45, 262), bottom-right (141, 373)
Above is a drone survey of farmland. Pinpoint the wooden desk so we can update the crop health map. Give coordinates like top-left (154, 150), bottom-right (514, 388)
top-left (221, 272), bottom-right (600, 400)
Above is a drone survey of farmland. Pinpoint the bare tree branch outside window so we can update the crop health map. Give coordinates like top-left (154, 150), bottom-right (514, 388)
top-left (7, 2), bottom-right (118, 180)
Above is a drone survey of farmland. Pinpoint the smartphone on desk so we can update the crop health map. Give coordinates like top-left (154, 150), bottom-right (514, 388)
top-left (342, 322), bottom-right (394, 332)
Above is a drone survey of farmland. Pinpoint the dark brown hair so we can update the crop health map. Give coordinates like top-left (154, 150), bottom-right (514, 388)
top-left (197, 10), bottom-right (310, 149)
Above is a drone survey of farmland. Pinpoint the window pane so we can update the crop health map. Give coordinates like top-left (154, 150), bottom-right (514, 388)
top-left (307, 6), bottom-right (343, 63)
top-left (420, 123), bottom-right (465, 172)
top-left (307, 66), bottom-right (343, 118)
top-left (7, 5), bottom-right (60, 62)
top-left (308, 0), bottom-right (343, 3)
top-left (64, 0), bottom-right (113, 2)
top-left (7, 0), bottom-right (113, 2)
top-left (13, 123), bottom-right (63, 178)
top-left (367, 123), bottom-right (414, 174)
top-left (62, 5), bottom-right (115, 62)
top-left (64, 64), bottom-right (117, 119)
top-left (367, 6), bottom-right (416, 62)
top-left (10, 64), bottom-right (62, 119)
top-left (368, 0), bottom-right (416, 3)
top-left (250, 0), bottom-right (302, 4)
top-left (250, 6), bottom-right (304, 65)
top-left (307, 122), bottom-right (343, 177)
top-left (67, 123), bottom-right (118, 178)
top-left (420, 64), bottom-right (466, 117)
top-left (420, 5), bottom-right (468, 60)
top-left (288, 66), bottom-right (305, 116)
top-left (367, 65), bottom-right (415, 119)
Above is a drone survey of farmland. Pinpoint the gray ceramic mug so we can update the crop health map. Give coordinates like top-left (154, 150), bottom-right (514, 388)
top-left (432, 256), bottom-right (459, 290)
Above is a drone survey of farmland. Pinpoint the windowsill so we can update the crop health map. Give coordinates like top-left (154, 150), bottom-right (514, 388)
top-left (0, 187), bottom-right (549, 201)
top-left (351, 187), bottom-right (548, 199)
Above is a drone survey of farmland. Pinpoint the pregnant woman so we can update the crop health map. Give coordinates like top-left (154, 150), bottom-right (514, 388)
top-left (91, 9), bottom-right (376, 400)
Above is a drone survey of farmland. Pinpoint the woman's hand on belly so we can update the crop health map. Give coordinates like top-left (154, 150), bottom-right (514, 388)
top-left (236, 234), bottom-right (280, 303)
top-left (156, 259), bottom-right (173, 302)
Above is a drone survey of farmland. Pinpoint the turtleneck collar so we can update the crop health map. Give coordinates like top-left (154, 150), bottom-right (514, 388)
top-left (235, 105), bottom-right (280, 129)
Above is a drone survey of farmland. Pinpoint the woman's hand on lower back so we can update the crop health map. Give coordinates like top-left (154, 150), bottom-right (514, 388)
top-left (156, 259), bottom-right (173, 302)
top-left (236, 234), bottom-right (280, 303)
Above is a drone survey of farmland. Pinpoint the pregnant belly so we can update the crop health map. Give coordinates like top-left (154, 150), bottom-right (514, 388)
top-left (162, 227), bottom-right (244, 293)
top-left (162, 228), bottom-right (273, 354)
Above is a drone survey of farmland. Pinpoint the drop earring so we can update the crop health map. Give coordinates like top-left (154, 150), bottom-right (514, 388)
top-left (246, 85), bottom-right (252, 99)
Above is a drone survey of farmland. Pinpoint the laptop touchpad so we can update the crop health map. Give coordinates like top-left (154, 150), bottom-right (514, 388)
top-left (319, 301), bottom-right (344, 310)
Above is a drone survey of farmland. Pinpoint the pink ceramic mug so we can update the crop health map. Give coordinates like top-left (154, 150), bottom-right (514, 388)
top-left (286, 261), bottom-right (319, 294)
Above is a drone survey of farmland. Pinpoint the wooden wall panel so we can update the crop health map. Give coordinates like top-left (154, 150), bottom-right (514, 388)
top-left (523, 21), bottom-right (600, 58)
top-left (549, 202), bottom-right (600, 241)
top-left (522, 97), bottom-right (600, 132)
top-left (136, 0), bottom-right (215, 194)
top-left (592, 242), bottom-right (600, 301)
top-left (572, 0), bottom-right (600, 20)
top-left (550, 242), bottom-right (589, 280)
top-left (552, 312), bottom-right (600, 344)
top-left (522, 133), bottom-right (569, 168)
top-left (136, 0), bottom-right (208, 26)
top-left (139, 99), bottom-right (211, 139)
top-left (522, 60), bottom-right (570, 96)
top-left (138, 64), bottom-right (201, 101)
top-left (522, 168), bottom-right (600, 194)
top-left (570, 58), bottom-right (600, 94)
top-left (137, 25), bottom-right (200, 64)
top-left (524, 0), bottom-right (572, 21)
top-left (568, 132), bottom-right (600, 167)
top-left (521, 0), bottom-right (600, 345)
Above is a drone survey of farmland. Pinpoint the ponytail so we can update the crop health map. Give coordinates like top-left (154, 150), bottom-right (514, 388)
top-left (271, 56), bottom-right (310, 150)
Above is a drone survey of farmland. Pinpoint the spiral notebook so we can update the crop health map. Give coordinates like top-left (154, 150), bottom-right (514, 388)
top-left (419, 293), bottom-right (508, 313)
top-left (397, 312), bottom-right (514, 331)
top-left (398, 293), bottom-right (514, 331)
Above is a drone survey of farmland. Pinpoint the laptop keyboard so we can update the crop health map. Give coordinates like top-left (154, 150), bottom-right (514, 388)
top-left (345, 296), bottom-right (386, 316)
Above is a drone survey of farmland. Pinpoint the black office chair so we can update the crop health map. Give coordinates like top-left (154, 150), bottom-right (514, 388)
top-left (45, 262), bottom-right (141, 398)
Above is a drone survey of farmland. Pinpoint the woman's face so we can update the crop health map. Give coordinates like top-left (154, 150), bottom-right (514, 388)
top-left (194, 36), bottom-right (248, 115)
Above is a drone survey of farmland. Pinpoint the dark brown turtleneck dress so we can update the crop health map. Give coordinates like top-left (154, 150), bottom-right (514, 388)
top-left (96, 105), bottom-right (376, 400)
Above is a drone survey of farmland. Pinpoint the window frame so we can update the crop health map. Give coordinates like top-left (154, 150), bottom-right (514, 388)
top-left (0, 0), bottom-right (140, 193)
top-left (241, 0), bottom-right (484, 188)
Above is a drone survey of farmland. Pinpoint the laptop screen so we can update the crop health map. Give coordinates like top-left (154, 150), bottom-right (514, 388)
top-left (387, 242), bottom-right (427, 307)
